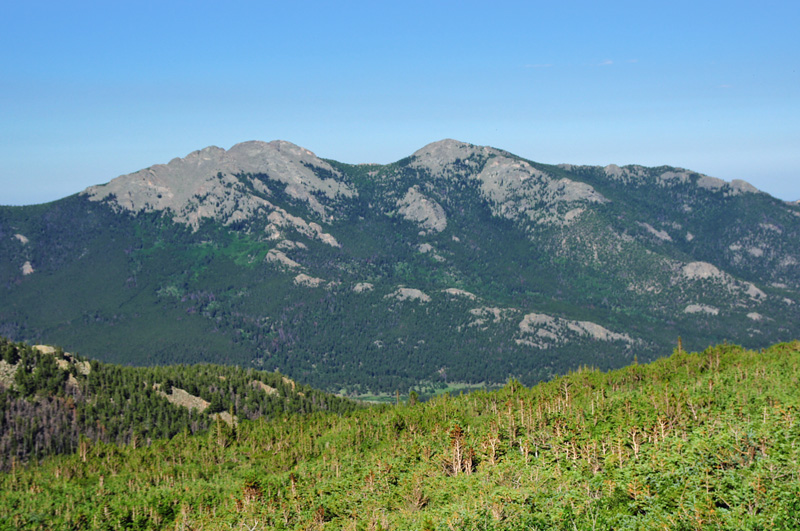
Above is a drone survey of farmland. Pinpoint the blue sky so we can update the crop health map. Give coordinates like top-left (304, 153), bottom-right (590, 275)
top-left (1, 0), bottom-right (798, 205)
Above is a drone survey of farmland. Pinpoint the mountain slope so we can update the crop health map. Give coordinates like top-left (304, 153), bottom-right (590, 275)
top-left (2, 341), bottom-right (799, 530)
top-left (1, 139), bottom-right (799, 392)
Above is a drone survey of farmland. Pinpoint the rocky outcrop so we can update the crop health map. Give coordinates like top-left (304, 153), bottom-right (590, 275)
top-left (251, 380), bottom-right (278, 395)
top-left (265, 249), bottom-right (301, 269)
top-left (33, 346), bottom-right (90, 375)
top-left (158, 387), bottom-right (210, 412)
top-left (385, 287), bottom-right (431, 303)
top-left (443, 288), bottom-right (476, 300)
top-left (396, 186), bottom-right (447, 233)
top-left (266, 207), bottom-right (340, 247)
top-left (682, 262), bottom-right (725, 281)
top-left (516, 312), bottom-right (634, 349)
top-left (293, 273), bottom-right (326, 288)
top-left (680, 261), bottom-right (766, 302)
top-left (353, 282), bottom-right (374, 293)
top-left (0, 360), bottom-right (18, 388)
top-left (684, 304), bottom-right (719, 315)
top-left (468, 307), bottom-right (515, 328)
top-left (638, 222), bottom-right (673, 242)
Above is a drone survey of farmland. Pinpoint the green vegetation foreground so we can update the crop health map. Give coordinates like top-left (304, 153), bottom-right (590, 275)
top-left (2, 341), bottom-right (800, 530)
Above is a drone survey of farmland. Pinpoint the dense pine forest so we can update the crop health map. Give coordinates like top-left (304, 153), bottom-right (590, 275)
top-left (1, 340), bottom-right (799, 529)
top-left (0, 337), bottom-right (358, 470)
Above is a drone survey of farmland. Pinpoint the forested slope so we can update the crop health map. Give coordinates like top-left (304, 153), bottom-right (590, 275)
top-left (0, 337), bottom-right (358, 470)
top-left (1, 341), bottom-right (798, 530)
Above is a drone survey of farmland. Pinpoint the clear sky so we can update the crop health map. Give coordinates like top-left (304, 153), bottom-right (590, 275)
top-left (1, 0), bottom-right (798, 205)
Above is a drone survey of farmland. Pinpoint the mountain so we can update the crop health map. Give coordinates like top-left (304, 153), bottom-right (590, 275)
top-left (3, 341), bottom-right (800, 529)
top-left (1, 139), bottom-right (799, 393)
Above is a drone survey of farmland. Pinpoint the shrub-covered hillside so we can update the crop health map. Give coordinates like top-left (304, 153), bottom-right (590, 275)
top-left (1, 341), bottom-right (799, 529)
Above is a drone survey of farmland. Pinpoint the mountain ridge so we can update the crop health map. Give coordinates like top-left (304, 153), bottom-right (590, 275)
top-left (81, 138), bottom-right (767, 224)
top-left (1, 139), bottom-right (798, 393)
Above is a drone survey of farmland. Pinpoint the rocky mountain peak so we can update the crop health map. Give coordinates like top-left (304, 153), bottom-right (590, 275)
top-left (412, 138), bottom-right (478, 155)
top-left (82, 140), bottom-right (355, 227)
top-left (225, 140), bottom-right (332, 174)
top-left (411, 139), bottom-right (499, 176)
